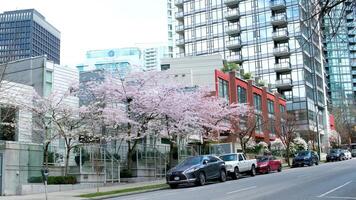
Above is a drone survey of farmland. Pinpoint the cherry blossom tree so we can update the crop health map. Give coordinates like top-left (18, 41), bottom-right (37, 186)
top-left (276, 113), bottom-right (298, 166)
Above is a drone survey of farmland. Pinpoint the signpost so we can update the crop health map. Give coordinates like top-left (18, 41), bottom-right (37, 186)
top-left (42, 168), bottom-right (49, 200)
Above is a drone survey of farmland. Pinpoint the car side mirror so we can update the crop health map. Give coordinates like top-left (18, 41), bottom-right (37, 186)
top-left (203, 160), bottom-right (208, 165)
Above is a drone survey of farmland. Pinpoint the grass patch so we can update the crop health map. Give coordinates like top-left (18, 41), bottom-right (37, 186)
top-left (78, 183), bottom-right (168, 198)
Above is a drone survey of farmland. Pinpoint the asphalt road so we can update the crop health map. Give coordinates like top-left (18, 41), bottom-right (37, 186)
top-left (109, 158), bottom-right (356, 200)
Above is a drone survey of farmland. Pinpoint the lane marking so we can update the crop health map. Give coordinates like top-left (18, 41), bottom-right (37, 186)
top-left (318, 181), bottom-right (352, 198)
top-left (323, 196), bottom-right (356, 200)
top-left (226, 186), bottom-right (257, 195)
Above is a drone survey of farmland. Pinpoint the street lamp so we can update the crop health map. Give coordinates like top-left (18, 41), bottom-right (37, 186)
top-left (315, 106), bottom-right (325, 158)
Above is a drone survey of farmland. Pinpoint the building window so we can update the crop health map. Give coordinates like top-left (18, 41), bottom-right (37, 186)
top-left (237, 86), bottom-right (247, 103)
top-left (253, 93), bottom-right (262, 111)
top-left (256, 115), bottom-right (263, 133)
top-left (270, 119), bottom-right (275, 135)
top-left (218, 78), bottom-right (229, 100)
top-left (267, 100), bottom-right (274, 114)
top-left (279, 105), bottom-right (285, 113)
top-left (0, 106), bottom-right (17, 141)
top-left (44, 70), bottom-right (53, 96)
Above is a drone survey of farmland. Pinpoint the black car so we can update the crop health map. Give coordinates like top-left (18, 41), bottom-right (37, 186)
top-left (292, 151), bottom-right (319, 167)
top-left (326, 149), bottom-right (344, 162)
top-left (166, 155), bottom-right (226, 189)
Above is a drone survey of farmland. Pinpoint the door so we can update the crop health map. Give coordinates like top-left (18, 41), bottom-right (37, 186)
top-left (0, 153), bottom-right (2, 196)
top-left (238, 154), bottom-right (247, 171)
top-left (207, 156), bottom-right (219, 179)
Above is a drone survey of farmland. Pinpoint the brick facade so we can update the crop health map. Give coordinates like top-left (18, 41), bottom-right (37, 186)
top-left (215, 70), bottom-right (286, 143)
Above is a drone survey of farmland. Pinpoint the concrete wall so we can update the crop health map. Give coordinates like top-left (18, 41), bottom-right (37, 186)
top-left (0, 56), bottom-right (46, 96)
top-left (161, 54), bottom-right (224, 90)
top-left (0, 81), bottom-right (34, 143)
top-left (0, 141), bottom-right (43, 196)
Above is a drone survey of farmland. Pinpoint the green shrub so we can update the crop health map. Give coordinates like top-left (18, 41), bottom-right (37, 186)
top-left (28, 176), bottom-right (77, 184)
top-left (120, 169), bottom-right (133, 178)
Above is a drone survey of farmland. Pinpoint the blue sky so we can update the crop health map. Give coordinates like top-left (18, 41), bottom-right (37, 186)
top-left (0, 0), bottom-right (168, 66)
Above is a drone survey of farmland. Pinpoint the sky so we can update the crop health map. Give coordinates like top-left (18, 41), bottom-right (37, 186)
top-left (0, 0), bottom-right (168, 66)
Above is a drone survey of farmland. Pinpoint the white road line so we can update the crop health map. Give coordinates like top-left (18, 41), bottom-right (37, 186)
top-left (226, 186), bottom-right (257, 195)
top-left (324, 196), bottom-right (356, 200)
top-left (318, 181), bottom-right (352, 198)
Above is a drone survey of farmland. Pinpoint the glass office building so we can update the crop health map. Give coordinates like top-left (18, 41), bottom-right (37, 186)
top-left (76, 48), bottom-right (144, 79)
top-left (175, 0), bottom-right (330, 147)
top-left (323, 1), bottom-right (356, 106)
top-left (0, 9), bottom-right (60, 64)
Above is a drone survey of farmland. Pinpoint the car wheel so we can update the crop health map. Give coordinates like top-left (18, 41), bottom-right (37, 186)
top-left (267, 166), bottom-right (271, 174)
top-left (250, 165), bottom-right (256, 177)
top-left (231, 167), bottom-right (240, 180)
top-left (277, 165), bottom-right (282, 172)
top-left (309, 160), bottom-right (314, 166)
top-left (169, 184), bottom-right (178, 189)
top-left (315, 160), bottom-right (319, 165)
top-left (219, 169), bottom-right (226, 182)
top-left (196, 172), bottom-right (206, 186)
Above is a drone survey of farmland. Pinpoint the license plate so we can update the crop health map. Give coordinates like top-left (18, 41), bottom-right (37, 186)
top-left (174, 176), bottom-right (180, 181)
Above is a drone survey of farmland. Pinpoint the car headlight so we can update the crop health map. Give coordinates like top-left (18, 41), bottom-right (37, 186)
top-left (184, 167), bottom-right (199, 174)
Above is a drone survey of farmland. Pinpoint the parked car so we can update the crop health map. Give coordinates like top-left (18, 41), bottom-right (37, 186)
top-left (341, 149), bottom-right (352, 160)
top-left (219, 153), bottom-right (257, 179)
top-left (350, 143), bottom-right (356, 157)
top-left (326, 149), bottom-right (344, 162)
top-left (256, 156), bottom-right (282, 174)
top-left (292, 151), bottom-right (319, 167)
top-left (166, 155), bottom-right (226, 189)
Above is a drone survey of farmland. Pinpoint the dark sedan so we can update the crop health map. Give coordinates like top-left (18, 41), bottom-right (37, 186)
top-left (166, 155), bottom-right (226, 189)
top-left (256, 156), bottom-right (282, 174)
top-left (326, 149), bottom-right (344, 162)
top-left (292, 151), bottom-right (319, 167)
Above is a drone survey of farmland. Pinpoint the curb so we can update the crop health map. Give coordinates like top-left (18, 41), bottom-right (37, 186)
top-left (84, 187), bottom-right (168, 200)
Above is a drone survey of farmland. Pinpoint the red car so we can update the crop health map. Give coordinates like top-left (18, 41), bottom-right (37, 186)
top-left (256, 156), bottom-right (282, 174)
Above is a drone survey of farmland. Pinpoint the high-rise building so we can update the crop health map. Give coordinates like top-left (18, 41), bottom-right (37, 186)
top-left (323, 1), bottom-right (356, 106)
top-left (175, 0), bottom-right (330, 148)
top-left (0, 9), bottom-right (61, 64)
top-left (76, 48), bottom-right (144, 78)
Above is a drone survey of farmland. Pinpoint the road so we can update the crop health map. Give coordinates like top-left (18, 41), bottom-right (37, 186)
top-left (109, 158), bottom-right (356, 200)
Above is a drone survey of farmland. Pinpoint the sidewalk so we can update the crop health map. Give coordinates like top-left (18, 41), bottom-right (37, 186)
top-left (0, 180), bottom-right (166, 200)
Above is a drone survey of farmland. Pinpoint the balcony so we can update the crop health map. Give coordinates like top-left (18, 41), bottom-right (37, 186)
top-left (272, 30), bottom-right (289, 41)
top-left (225, 9), bottom-right (240, 21)
top-left (226, 54), bottom-right (244, 64)
top-left (275, 78), bottom-right (293, 90)
top-left (274, 62), bottom-right (291, 73)
top-left (349, 37), bottom-right (356, 44)
top-left (270, 0), bottom-right (286, 11)
top-left (226, 38), bottom-right (242, 50)
top-left (271, 14), bottom-right (287, 26)
top-left (273, 46), bottom-right (290, 57)
top-left (350, 45), bottom-right (356, 51)
top-left (175, 25), bottom-right (184, 33)
top-left (225, 23), bottom-right (241, 36)
top-left (176, 38), bottom-right (185, 46)
top-left (174, 0), bottom-right (183, 7)
top-left (175, 11), bottom-right (184, 20)
top-left (224, 0), bottom-right (240, 8)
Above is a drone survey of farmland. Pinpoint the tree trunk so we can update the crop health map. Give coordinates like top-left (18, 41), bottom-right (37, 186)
top-left (64, 147), bottom-right (71, 176)
top-left (285, 145), bottom-right (290, 166)
top-left (168, 142), bottom-right (175, 169)
top-left (44, 142), bottom-right (50, 169)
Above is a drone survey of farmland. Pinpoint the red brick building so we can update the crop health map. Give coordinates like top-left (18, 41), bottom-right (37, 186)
top-left (215, 70), bottom-right (286, 143)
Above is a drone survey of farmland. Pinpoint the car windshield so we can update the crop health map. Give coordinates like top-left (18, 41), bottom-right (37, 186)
top-left (257, 156), bottom-right (269, 162)
top-left (330, 149), bottom-right (339, 153)
top-left (220, 154), bottom-right (237, 161)
top-left (297, 151), bottom-right (310, 156)
top-left (178, 156), bottom-right (203, 166)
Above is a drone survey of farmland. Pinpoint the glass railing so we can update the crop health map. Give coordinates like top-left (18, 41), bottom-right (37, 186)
top-left (226, 38), bottom-right (241, 47)
top-left (226, 23), bottom-right (241, 32)
top-left (274, 62), bottom-right (291, 70)
top-left (226, 9), bottom-right (239, 18)
top-left (270, 0), bottom-right (286, 8)
top-left (273, 46), bottom-right (290, 54)
top-left (271, 14), bottom-right (287, 22)
top-left (272, 30), bottom-right (288, 38)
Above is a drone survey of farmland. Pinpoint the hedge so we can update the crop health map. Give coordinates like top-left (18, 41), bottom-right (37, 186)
top-left (28, 176), bottom-right (77, 184)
